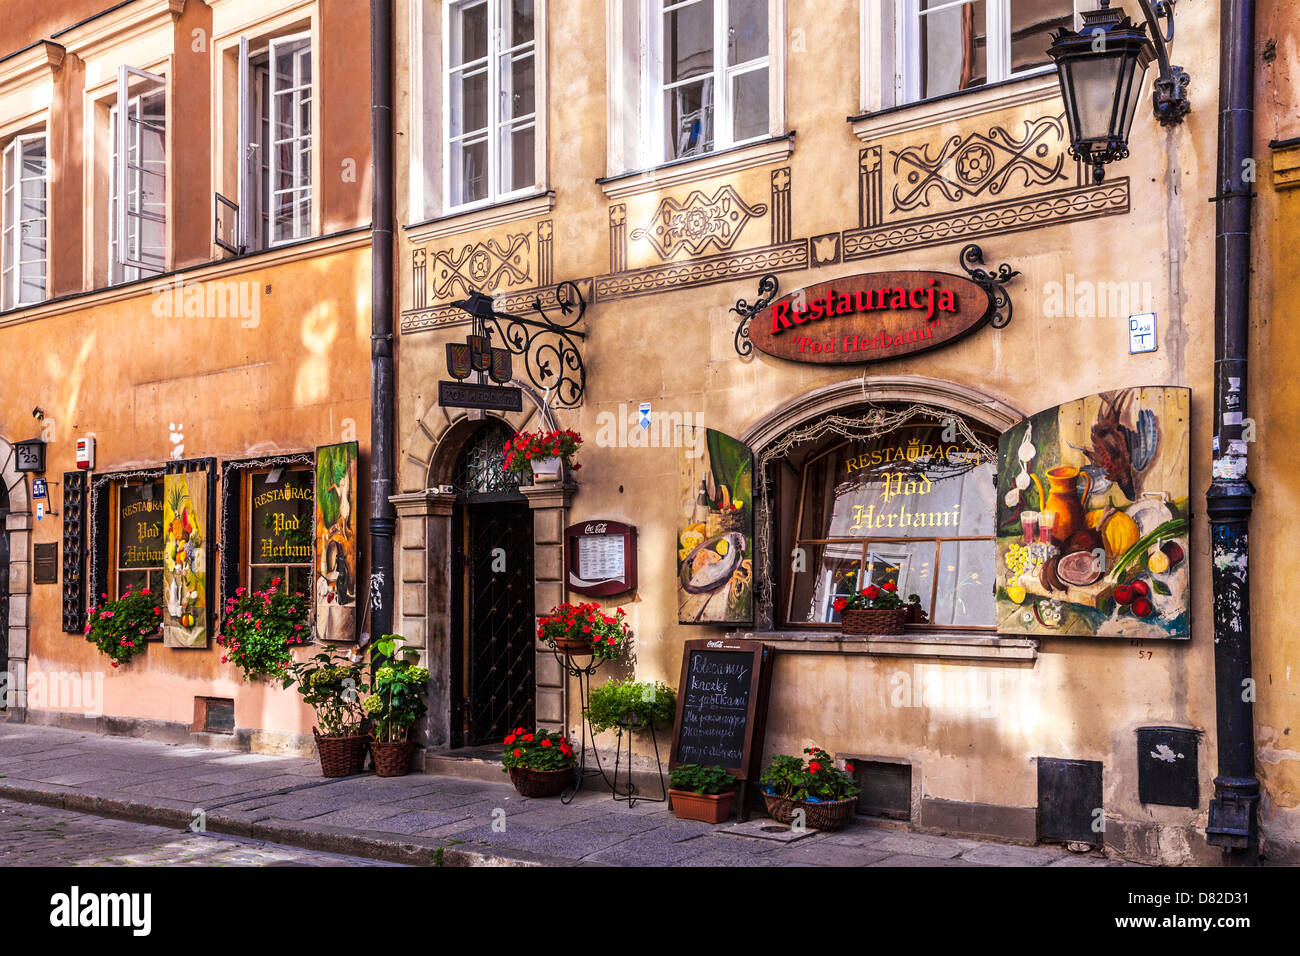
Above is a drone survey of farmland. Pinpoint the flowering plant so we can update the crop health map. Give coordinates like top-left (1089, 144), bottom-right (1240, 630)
top-left (501, 728), bottom-right (575, 771)
top-left (216, 579), bottom-right (309, 681)
top-left (284, 649), bottom-right (368, 737)
top-left (362, 634), bottom-right (429, 743)
top-left (760, 747), bottom-right (860, 802)
top-left (84, 585), bottom-right (161, 667)
top-left (536, 602), bottom-right (631, 661)
top-left (833, 580), bottom-right (905, 613)
top-left (502, 428), bottom-right (582, 478)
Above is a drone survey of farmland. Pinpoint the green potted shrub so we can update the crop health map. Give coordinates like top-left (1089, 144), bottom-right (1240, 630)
top-left (285, 649), bottom-right (369, 777)
top-left (584, 678), bottom-right (675, 733)
top-left (759, 747), bottom-right (860, 831)
top-left (502, 728), bottom-right (576, 797)
top-left (362, 634), bottom-right (429, 777)
top-left (668, 764), bottom-right (737, 823)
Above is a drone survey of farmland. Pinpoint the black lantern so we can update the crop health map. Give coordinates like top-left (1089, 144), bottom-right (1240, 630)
top-left (1048, 2), bottom-right (1156, 184)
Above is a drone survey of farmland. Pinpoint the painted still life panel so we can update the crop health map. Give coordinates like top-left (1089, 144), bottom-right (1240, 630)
top-left (162, 470), bottom-right (208, 648)
top-left (677, 428), bottom-right (754, 625)
top-left (315, 441), bottom-right (359, 642)
top-left (996, 387), bottom-right (1191, 639)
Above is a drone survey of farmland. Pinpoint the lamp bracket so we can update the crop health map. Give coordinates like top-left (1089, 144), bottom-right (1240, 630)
top-left (1136, 0), bottom-right (1190, 124)
top-left (730, 273), bottom-right (780, 359)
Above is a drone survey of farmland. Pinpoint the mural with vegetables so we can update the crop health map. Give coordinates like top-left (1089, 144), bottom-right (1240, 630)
top-left (995, 386), bottom-right (1191, 639)
top-left (677, 428), bottom-right (754, 624)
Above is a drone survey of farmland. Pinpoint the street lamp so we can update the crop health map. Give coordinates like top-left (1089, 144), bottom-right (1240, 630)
top-left (1047, 0), bottom-right (1190, 183)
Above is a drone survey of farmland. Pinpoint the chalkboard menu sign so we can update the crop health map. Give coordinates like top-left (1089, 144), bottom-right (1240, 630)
top-left (670, 638), bottom-right (774, 819)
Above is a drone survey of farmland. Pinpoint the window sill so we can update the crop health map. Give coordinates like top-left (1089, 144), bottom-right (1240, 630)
top-left (849, 71), bottom-right (1061, 142)
top-left (726, 629), bottom-right (1038, 662)
top-left (405, 190), bottom-right (555, 243)
top-left (597, 134), bottom-right (794, 200)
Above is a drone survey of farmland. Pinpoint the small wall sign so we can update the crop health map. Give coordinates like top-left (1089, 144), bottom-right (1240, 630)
top-left (14, 438), bottom-right (45, 473)
top-left (1128, 312), bottom-right (1157, 353)
top-left (565, 520), bottom-right (637, 596)
top-left (31, 478), bottom-right (48, 499)
top-left (33, 543), bottom-right (58, 583)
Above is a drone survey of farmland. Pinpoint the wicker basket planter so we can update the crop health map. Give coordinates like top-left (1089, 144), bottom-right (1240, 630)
top-left (313, 730), bottom-right (369, 777)
top-left (840, 608), bottom-right (907, 636)
top-left (763, 791), bottom-right (858, 831)
top-left (669, 789), bottom-right (734, 824)
top-left (508, 765), bottom-right (575, 798)
top-left (371, 739), bottom-right (418, 777)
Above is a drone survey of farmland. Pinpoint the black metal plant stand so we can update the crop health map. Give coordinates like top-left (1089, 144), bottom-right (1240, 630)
top-left (608, 720), bottom-right (667, 808)
top-left (549, 644), bottom-right (608, 804)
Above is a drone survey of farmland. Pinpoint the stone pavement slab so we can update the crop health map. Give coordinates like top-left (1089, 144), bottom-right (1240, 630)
top-left (0, 723), bottom-right (1141, 867)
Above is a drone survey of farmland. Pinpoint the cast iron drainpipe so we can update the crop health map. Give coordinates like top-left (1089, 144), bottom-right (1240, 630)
top-left (368, 0), bottom-right (396, 647)
top-left (1204, 0), bottom-right (1260, 864)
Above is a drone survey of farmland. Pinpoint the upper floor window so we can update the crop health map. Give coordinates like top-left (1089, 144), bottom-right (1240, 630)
top-left (1, 132), bottom-right (47, 310)
top-left (109, 67), bottom-right (167, 284)
top-left (656, 0), bottom-right (770, 161)
top-left (882, 0), bottom-right (1082, 109)
top-left (445, 0), bottom-right (538, 210)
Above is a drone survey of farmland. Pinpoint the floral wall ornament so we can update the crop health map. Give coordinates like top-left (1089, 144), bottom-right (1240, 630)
top-left (631, 184), bottom-right (769, 259)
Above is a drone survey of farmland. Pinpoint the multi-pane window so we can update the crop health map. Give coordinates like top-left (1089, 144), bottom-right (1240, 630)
top-left (109, 68), bottom-right (166, 284)
top-left (446, 0), bottom-right (537, 209)
top-left (898, 0), bottom-right (1079, 104)
top-left (0, 133), bottom-right (47, 310)
top-left (246, 467), bottom-right (313, 595)
top-left (785, 420), bottom-right (998, 630)
top-left (658, 0), bottom-right (770, 161)
top-left (115, 480), bottom-right (165, 598)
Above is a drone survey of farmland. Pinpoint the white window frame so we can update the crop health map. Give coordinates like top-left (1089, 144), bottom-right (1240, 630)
top-left (1, 131), bottom-right (48, 310)
top-left (266, 32), bottom-right (313, 246)
top-left (442, 0), bottom-right (541, 214)
top-left (110, 65), bottom-right (167, 284)
top-left (648, 0), bottom-right (771, 163)
top-left (876, 0), bottom-right (1088, 112)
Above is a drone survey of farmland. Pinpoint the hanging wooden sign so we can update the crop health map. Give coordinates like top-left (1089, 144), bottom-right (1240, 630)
top-left (315, 441), bottom-right (359, 642)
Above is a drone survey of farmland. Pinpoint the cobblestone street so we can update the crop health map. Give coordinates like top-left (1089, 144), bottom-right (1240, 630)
top-left (0, 797), bottom-right (397, 867)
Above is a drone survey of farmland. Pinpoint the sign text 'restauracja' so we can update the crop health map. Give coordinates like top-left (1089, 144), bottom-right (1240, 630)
top-left (769, 278), bottom-right (959, 335)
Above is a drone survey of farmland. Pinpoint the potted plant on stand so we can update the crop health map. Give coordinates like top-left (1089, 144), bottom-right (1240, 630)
top-left (760, 747), bottom-right (860, 831)
top-left (502, 729), bottom-right (576, 797)
top-left (836, 581), bottom-right (908, 635)
top-left (536, 602), bottom-right (632, 658)
top-left (668, 764), bottom-right (737, 823)
top-left (363, 634), bottom-right (429, 777)
top-left (285, 649), bottom-right (369, 777)
top-left (503, 428), bottom-right (582, 483)
top-left (584, 679), bottom-right (675, 733)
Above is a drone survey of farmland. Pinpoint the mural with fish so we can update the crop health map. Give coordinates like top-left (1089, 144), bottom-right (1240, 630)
top-left (677, 429), bottom-right (754, 625)
top-left (995, 387), bottom-right (1191, 639)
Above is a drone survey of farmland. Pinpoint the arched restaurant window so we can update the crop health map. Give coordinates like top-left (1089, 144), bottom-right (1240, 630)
top-left (783, 417), bottom-right (997, 630)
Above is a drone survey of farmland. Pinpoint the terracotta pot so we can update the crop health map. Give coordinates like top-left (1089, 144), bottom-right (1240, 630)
top-left (669, 789), bottom-right (734, 824)
top-left (841, 608), bottom-right (907, 636)
top-left (371, 738), bottom-right (418, 777)
top-left (550, 633), bottom-right (593, 655)
top-left (508, 765), bottom-right (575, 798)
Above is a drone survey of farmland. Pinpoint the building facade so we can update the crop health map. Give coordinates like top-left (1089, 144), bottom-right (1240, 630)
top-left (0, 0), bottom-right (373, 751)
top-left (391, 0), bottom-right (1297, 865)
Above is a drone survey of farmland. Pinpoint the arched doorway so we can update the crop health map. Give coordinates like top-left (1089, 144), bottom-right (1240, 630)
top-left (449, 421), bottom-right (536, 747)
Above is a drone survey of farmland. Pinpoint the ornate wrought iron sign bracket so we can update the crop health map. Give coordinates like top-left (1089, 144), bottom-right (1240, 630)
top-left (730, 273), bottom-right (780, 359)
top-left (450, 282), bottom-right (587, 408)
top-left (958, 243), bottom-right (1020, 329)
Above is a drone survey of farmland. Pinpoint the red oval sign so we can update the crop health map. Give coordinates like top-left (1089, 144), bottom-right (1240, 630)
top-left (750, 271), bottom-right (993, 364)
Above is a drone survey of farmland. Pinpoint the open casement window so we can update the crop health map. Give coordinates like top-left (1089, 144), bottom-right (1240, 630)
top-left (218, 32), bottom-right (313, 254)
top-left (783, 420), bottom-right (999, 630)
top-left (110, 66), bottom-right (166, 284)
top-left (1, 132), bottom-right (47, 310)
top-left (652, 0), bottom-right (770, 162)
top-left (890, 0), bottom-right (1081, 107)
top-left (114, 479), bottom-right (165, 600)
top-left (244, 466), bottom-right (314, 595)
top-left (445, 0), bottom-right (538, 210)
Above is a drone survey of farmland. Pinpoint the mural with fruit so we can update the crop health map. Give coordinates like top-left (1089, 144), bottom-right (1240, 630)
top-left (995, 387), bottom-right (1191, 639)
top-left (162, 470), bottom-right (209, 648)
